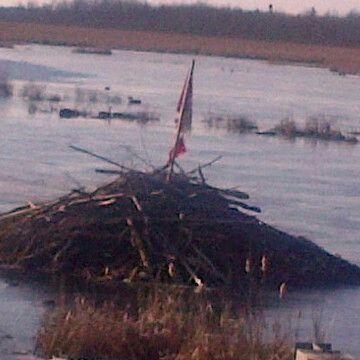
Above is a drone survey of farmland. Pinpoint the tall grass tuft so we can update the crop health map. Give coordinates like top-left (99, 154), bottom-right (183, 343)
top-left (21, 83), bottom-right (46, 101)
top-left (273, 117), bottom-right (298, 137)
top-left (37, 290), bottom-right (291, 360)
top-left (272, 116), bottom-right (357, 143)
top-left (203, 113), bottom-right (258, 133)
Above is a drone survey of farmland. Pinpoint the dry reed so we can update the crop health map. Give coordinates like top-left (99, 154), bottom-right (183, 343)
top-left (203, 114), bottom-right (258, 133)
top-left (271, 117), bottom-right (358, 143)
top-left (37, 290), bottom-right (292, 360)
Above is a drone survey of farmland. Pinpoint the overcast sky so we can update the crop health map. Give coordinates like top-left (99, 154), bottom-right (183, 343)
top-left (1, 0), bottom-right (359, 15)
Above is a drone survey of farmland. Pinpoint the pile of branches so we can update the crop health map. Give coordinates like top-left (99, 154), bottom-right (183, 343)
top-left (0, 162), bottom-right (359, 290)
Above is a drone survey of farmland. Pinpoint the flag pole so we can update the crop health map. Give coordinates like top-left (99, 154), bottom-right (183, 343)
top-left (167, 60), bottom-right (195, 182)
top-left (167, 112), bottom-right (183, 182)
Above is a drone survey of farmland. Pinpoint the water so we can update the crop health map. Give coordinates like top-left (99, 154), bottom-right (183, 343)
top-left (0, 279), bottom-right (47, 359)
top-left (0, 44), bottom-right (359, 356)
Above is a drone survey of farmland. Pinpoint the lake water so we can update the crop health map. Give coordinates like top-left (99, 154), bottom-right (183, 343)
top-left (0, 44), bottom-right (359, 357)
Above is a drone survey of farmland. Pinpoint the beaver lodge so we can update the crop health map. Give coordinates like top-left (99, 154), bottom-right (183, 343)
top-left (0, 164), bottom-right (359, 291)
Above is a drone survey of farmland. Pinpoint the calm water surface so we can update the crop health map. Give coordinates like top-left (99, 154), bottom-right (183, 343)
top-left (0, 45), bottom-right (359, 356)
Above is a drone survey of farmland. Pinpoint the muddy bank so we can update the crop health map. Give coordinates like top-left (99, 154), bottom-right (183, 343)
top-left (0, 168), bottom-right (359, 291)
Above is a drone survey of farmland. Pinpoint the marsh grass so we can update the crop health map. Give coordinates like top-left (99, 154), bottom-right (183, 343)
top-left (203, 113), bottom-right (258, 133)
top-left (273, 117), bottom-right (358, 143)
top-left (74, 87), bottom-right (122, 105)
top-left (37, 289), bottom-right (292, 360)
top-left (21, 83), bottom-right (46, 101)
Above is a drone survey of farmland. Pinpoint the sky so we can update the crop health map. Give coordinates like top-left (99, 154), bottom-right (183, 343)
top-left (1, 0), bottom-right (359, 15)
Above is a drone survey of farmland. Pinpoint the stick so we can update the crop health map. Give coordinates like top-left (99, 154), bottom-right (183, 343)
top-left (126, 217), bottom-right (150, 268)
top-left (187, 156), bottom-right (222, 175)
top-left (69, 145), bottom-right (131, 171)
top-left (0, 207), bottom-right (38, 220)
top-left (173, 161), bottom-right (186, 176)
top-left (67, 193), bottom-right (125, 207)
top-left (228, 200), bottom-right (261, 213)
top-left (131, 196), bottom-right (143, 212)
top-left (130, 196), bottom-right (154, 252)
top-left (180, 258), bottom-right (203, 287)
top-left (203, 184), bottom-right (250, 200)
top-left (198, 165), bottom-right (206, 184)
top-left (119, 145), bottom-right (156, 171)
top-left (191, 244), bottom-right (226, 283)
top-left (95, 168), bottom-right (124, 175)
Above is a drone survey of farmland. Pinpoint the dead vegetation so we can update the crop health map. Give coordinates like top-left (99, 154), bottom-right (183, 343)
top-left (203, 113), bottom-right (258, 133)
top-left (262, 117), bottom-right (358, 143)
top-left (20, 83), bottom-right (46, 101)
top-left (74, 87), bottom-right (122, 105)
top-left (18, 83), bottom-right (157, 123)
top-left (73, 47), bottom-right (112, 55)
top-left (20, 83), bottom-right (124, 105)
top-left (37, 289), bottom-right (292, 360)
top-left (0, 21), bottom-right (359, 75)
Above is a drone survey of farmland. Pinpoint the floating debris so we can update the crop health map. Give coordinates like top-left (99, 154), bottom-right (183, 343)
top-left (47, 94), bottom-right (62, 102)
top-left (111, 111), bottom-right (160, 123)
top-left (97, 111), bottom-right (160, 123)
top-left (73, 47), bottom-right (112, 55)
top-left (255, 130), bottom-right (277, 136)
top-left (59, 108), bottom-right (87, 118)
top-left (128, 96), bottom-right (142, 105)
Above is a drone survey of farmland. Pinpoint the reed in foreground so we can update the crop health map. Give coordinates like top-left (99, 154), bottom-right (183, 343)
top-left (37, 290), bottom-right (292, 360)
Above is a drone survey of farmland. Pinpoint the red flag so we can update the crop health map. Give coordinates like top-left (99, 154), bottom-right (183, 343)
top-left (167, 60), bottom-right (195, 177)
top-left (168, 136), bottom-right (186, 163)
top-left (175, 60), bottom-right (194, 133)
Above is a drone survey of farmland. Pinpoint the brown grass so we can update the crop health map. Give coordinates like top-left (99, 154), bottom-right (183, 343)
top-left (37, 290), bottom-right (292, 360)
top-left (272, 117), bottom-right (358, 143)
top-left (203, 113), bottom-right (258, 133)
top-left (0, 21), bottom-right (359, 75)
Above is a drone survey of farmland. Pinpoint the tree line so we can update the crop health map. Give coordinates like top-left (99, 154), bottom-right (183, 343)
top-left (0, 0), bottom-right (359, 47)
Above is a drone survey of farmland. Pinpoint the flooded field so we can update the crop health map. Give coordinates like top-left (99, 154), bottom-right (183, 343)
top-left (0, 44), bottom-right (359, 357)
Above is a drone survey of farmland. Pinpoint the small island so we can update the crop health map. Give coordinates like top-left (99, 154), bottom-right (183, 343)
top-left (257, 117), bottom-right (358, 144)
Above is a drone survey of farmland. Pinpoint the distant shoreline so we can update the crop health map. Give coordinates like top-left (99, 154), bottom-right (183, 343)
top-left (0, 21), bottom-right (359, 75)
